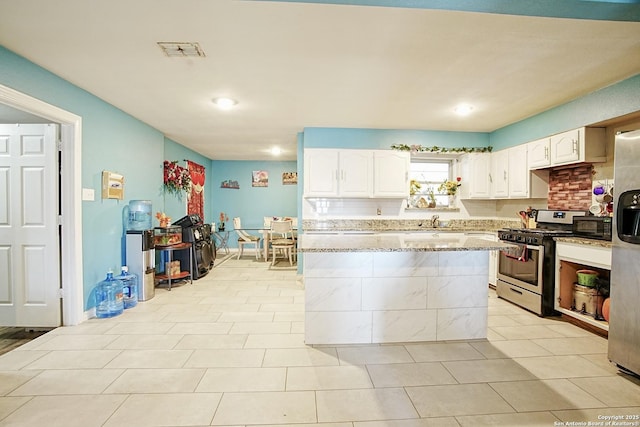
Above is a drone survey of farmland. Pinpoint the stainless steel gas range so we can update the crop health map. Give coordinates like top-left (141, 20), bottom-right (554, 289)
top-left (496, 210), bottom-right (586, 316)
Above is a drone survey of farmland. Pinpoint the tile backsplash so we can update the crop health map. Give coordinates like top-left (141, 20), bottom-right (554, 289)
top-left (547, 164), bottom-right (593, 211)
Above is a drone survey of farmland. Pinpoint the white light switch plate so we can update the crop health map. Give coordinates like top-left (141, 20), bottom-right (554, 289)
top-left (82, 188), bottom-right (95, 201)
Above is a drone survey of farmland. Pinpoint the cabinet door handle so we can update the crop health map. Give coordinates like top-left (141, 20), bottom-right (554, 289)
top-left (509, 287), bottom-right (523, 295)
top-left (503, 170), bottom-right (507, 180)
top-left (489, 173), bottom-right (493, 183)
top-left (544, 146), bottom-right (549, 159)
top-left (572, 139), bottom-right (578, 154)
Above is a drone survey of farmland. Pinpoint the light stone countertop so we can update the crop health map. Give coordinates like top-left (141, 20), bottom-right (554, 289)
top-left (298, 232), bottom-right (516, 252)
top-left (554, 236), bottom-right (613, 249)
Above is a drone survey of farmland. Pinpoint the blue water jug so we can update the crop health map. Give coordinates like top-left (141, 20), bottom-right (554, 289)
top-left (95, 271), bottom-right (124, 318)
top-left (126, 200), bottom-right (152, 231)
top-left (119, 266), bottom-right (138, 309)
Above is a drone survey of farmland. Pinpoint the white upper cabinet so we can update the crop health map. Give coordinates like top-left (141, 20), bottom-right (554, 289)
top-left (303, 149), bottom-right (339, 197)
top-left (549, 127), bottom-right (606, 167)
top-left (338, 150), bottom-right (372, 197)
top-left (482, 146), bottom-right (548, 199)
top-left (551, 128), bottom-right (581, 164)
top-left (528, 137), bottom-right (551, 169)
top-left (372, 150), bottom-right (409, 197)
top-left (303, 148), bottom-right (408, 198)
top-left (491, 150), bottom-right (510, 198)
top-left (459, 153), bottom-right (492, 199)
top-left (508, 145), bottom-right (529, 197)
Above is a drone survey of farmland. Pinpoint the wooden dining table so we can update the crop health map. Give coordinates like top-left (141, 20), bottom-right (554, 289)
top-left (233, 227), bottom-right (297, 261)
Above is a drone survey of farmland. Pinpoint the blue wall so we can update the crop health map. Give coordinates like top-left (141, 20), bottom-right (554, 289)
top-left (302, 128), bottom-right (489, 149)
top-left (210, 160), bottom-right (298, 248)
top-left (490, 74), bottom-right (640, 150)
top-left (0, 46), bottom-right (211, 310)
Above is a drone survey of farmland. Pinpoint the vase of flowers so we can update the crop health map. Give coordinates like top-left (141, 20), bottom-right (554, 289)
top-left (163, 160), bottom-right (191, 198)
top-left (155, 212), bottom-right (171, 228)
top-left (218, 212), bottom-right (228, 231)
top-left (438, 177), bottom-right (462, 195)
top-left (438, 177), bottom-right (462, 207)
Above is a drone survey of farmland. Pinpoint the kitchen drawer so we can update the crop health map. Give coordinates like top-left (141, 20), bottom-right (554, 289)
top-left (496, 279), bottom-right (541, 315)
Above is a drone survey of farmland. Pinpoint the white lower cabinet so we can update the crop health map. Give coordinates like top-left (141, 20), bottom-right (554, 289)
top-left (555, 241), bottom-right (611, 331)
top-left (467, 232), bottom-right (497, 286)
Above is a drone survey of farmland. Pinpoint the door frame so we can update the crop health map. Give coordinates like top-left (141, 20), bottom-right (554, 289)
top-left (0, 83), bottom-right (84, 326)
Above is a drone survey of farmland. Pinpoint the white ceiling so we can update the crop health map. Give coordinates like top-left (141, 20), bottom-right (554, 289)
top-left (0, 0), bottom-right (639, 161)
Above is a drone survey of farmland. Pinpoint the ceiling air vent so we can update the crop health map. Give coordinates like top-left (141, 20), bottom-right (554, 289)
top-left (157, 42), bottom-right (206, 58)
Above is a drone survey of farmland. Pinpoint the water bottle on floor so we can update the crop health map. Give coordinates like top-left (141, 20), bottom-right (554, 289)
top-left (119, 266), bottom-right (138, 309)
top-left (95, 271), bottom-right (124, 318)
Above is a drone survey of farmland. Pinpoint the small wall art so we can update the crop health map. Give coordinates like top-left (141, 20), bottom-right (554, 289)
top-left (101, 170), bottom-right (124, 199)
top-left (282, 172), bottom-right (297, 185)
top-left (220, 179), bottom-right (240, 189)
top-left (252, 170), bottom-right (268, 187)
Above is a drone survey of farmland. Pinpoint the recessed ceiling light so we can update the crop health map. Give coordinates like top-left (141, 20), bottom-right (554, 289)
top-left (213, 97), bottom-right (237, 110)
top-left (454, 103), bottom-right (474, 116)
top-left (270, 147), bottom-right (282, 156)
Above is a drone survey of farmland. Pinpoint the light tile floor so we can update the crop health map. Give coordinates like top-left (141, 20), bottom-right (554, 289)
top-left (1, 256), bottom-right (639, 426)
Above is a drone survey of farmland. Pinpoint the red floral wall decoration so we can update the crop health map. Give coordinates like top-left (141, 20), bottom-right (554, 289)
top-left (187, 160), bottom-right (205, 221)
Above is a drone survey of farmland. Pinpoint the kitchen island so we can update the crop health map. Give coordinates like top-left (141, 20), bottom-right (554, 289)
top-left (298, 232), bottom-right (515, 344)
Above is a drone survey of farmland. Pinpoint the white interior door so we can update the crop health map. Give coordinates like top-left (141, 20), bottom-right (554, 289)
top-left (0, 123), bottom-right (61, 327)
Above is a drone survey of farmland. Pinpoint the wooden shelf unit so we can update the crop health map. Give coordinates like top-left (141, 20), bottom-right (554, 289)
top-left (155, 242), bottom-right (193, 290)
top-left (555, 241), bottom-right (611, 332)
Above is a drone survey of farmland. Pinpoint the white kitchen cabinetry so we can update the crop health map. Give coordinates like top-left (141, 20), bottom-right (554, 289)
top-left (491, 150), bottom-right (509, 198)
top-left (304, 149), bottom-right (339, 197)
top-left (466, 232), bottom-right (498, 286)
top-left (459, 153), bottom-right (492, 199)
top-left (303, 148), bottom-right (408, 198)
top-left (528, 137), bottom-right (551, 169)
top-left (549, 127), bottom-right (606, 167)
top-left (372, 150), bottom-right (410, 197)
top-left (338, 150), bottom-right (373, 197)
top-left (487, 147), bottom-right (548, 199)
top-left (508, 145), bottom-right (529, 197)
top-left (555, 240), bottom-right (611, 332)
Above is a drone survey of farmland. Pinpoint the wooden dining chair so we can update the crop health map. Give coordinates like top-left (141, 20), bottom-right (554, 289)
top-left (233, 217), bottom-right (262, 260)
top-left (269, 220), bottom-right (295, 266)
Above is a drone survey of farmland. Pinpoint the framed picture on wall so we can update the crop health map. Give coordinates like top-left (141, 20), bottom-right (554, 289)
top-left (252, 170), bottom-right (268, 187)
top-left (282, 172), bottom-right (297, 185)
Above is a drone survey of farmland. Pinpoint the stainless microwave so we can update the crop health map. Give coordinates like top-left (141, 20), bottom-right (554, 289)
top-left (572, 216), bottom-right (613, 241)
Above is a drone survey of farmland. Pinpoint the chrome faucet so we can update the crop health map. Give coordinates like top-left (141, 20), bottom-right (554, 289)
top-left (431, 214), bottom-right (440, 228)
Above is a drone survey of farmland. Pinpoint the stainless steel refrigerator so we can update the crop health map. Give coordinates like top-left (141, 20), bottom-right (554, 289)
top-left (608, 129), bottom-right (640, 376)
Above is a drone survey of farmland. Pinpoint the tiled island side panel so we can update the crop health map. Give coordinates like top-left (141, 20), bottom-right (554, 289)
top-left (304, 251), bottom-right (489, 344)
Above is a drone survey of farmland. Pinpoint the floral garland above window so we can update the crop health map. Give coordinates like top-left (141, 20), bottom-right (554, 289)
top-left (391, 144), bottom-right (492, 154)
top-left (163, 160), bottom-right (191, 197)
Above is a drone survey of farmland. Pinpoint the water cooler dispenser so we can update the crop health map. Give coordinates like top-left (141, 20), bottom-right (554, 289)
top-left (126, 229), bottom-right (156, 301)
